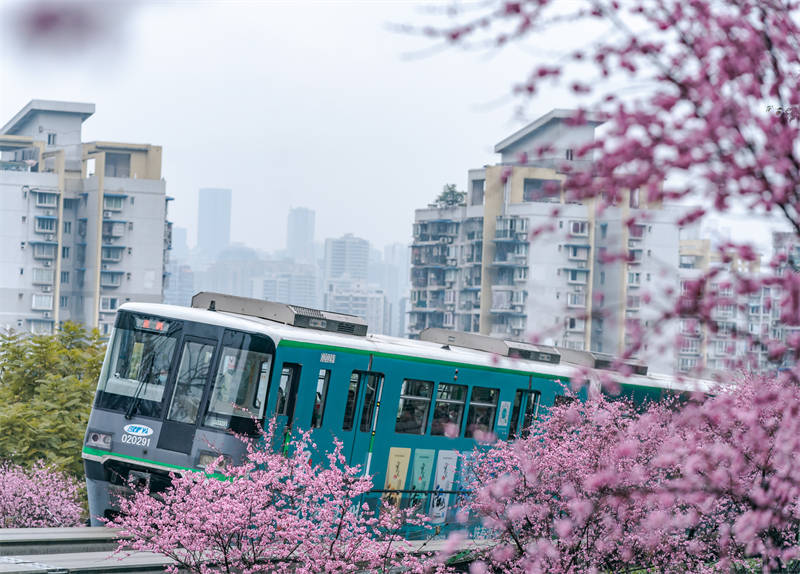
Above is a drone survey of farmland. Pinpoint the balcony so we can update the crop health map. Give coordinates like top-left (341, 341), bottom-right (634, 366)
top-left (100, 271), bottom-right (123, 288)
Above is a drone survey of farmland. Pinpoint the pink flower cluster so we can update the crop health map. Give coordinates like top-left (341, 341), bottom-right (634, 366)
top-left (0, 461), bottom-right (83, 528)
top-left (111, 425), bottom-right (451, 574)
top-left (452, 376), bottom-right (800, 572)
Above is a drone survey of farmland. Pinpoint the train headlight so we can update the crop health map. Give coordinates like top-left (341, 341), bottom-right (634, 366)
top-left (86, 431), bottom-right (112, 450)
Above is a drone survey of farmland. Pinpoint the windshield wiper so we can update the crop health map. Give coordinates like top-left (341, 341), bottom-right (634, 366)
top-left (126, 354), bottom-right (154, 420)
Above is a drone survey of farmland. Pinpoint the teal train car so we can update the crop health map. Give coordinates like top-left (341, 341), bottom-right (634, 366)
top-left (82, 292), bottom-right (702, 526)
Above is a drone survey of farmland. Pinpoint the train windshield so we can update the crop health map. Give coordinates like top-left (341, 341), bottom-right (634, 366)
top-left (203, 330), bottom-right (272, 434)
top-left (95, 313), bottom-right (180, 418)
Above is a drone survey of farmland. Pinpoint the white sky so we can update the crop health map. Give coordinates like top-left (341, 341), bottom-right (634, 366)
top-left (0, 0), bottom-right (573, 252)
top-left (0, 0), bottom-right (783, 257)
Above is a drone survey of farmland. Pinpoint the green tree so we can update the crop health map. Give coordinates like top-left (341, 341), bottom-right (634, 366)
top-left (435, 183), bottom-right (466, 207)
top-left (0, 323), bottom-right (105, 476)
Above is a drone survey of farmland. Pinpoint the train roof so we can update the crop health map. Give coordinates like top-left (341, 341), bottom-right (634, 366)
top-left (119, 300), bottom-right (718, 394)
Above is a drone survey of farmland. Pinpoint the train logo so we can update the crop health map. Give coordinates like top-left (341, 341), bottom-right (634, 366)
top-left (123, 424), bottom-right (154, 437)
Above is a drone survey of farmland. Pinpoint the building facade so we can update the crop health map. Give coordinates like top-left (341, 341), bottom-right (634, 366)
top-left (0, 100), bottom-right (170, 335)
top-left (408, 109), bottom-right (681, 373)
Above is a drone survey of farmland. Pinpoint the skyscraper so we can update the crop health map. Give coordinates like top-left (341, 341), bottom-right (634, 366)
top-left (197, 188), bottom-right (231, 258)
top-left (324, 234), bottom-right (369, 283)
top-left (287, 207), bottom-right (315, 263)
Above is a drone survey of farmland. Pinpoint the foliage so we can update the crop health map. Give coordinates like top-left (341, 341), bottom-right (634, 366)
top-left (0, 460), bottom-right (84, 528)
top-left (111, 424), bottom-right (451, 574)
top-left (451, 377), bottom-right (800, 572)
top-left (0, 322), bottom-right (105, 475)
top-left (435, 183), bottom-right (466, 207)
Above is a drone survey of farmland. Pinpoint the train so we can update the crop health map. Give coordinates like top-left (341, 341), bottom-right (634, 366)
top-left (82, 292), bottom-right (706, 526)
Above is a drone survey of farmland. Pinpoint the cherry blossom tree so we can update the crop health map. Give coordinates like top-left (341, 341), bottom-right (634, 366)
top-left (450, 376), bottom-right (800, 573)
top-left (111, 426), bottom-right (450, 574)
top-left (0, 461), bottom-right (84, 528)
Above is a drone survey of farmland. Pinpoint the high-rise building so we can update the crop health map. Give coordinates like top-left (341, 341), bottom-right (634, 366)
top-left (408, 109), bottom-right (682, 373)
top-left (324, 233), bottom-right (369, 283)
top-left (287, 207), bottom-right (315, 263)
top-left (0, 99), bottom-right (170, 335)
top-left (197, 188), bottom-right (231, 258)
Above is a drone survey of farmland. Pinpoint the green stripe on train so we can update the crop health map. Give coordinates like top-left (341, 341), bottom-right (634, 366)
top-left (278, 339), bottom-right (569, 381)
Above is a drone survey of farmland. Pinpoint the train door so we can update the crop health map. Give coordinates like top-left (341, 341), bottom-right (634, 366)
top-left (507, 389), bottom-right (541, 439)
top-left (342, 370), bottom-right (384, 466)
top-left (274, 364), bottom-right (302, 451)
top-left (157, 336), bottom-right (217, 453)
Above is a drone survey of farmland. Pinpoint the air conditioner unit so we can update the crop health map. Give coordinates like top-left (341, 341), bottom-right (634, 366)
top-left (43, 261), bottom-right (52, 267)
top-left (43, 312), bottom-right (51, 318)
top-left (103, 211), bottom-right (111, 218)
top-left (46, 234), bottom-right (55, 241)
top-left (46, 210), bottom-right (54, 216)
top-left (102, 264), bottom-right (108, 270)
top-left (42, 285), bottom-right (52, 293)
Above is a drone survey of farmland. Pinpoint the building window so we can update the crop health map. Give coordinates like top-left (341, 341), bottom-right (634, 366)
top-left (35, 217), bottom-right (57, 233)
top-left (32, 268), bottom-right (54, 284)
top-left (100, 296), bottom-right (119, 311)
top-left (59, 295), bottom-right (68, 308)
top-left (471, 179), bottom-right (485, 206)
top-left (32, 244), bottom-right (56, 259)
top-left (569, 221), bottom-right (589, 236)
top-left (465, 387), bottom-right (499, 438)
top-left (31, 294), bottom-right (53, 310)
top-left (395, 379), bottom-right (433, 435)
top-left (565, 148), bottom-right (574, 161)
top-left (310, 369), bottom-right (330, 428)
top-left (628, 272), bottom-right (641, 285)
top-left (35, 192), bottom-right (57, 208)
top-left (63, 221), bottom-right (71, 234)
top-left (47, 133), bottom-right (56, 146)
top-left (60, 271), bottom-right (69, 284)
top-left (103, 196), bottom-right (125, 211)
top-left (524, 178), bottom-right (561, 203)
top-left (62, 246), bottom-right (69, 259)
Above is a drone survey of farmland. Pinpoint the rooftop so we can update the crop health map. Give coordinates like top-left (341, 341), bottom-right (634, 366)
top-left (494, 108), bottom-right (606, 154)
top-left (1, 99), bottom-right (95, 135)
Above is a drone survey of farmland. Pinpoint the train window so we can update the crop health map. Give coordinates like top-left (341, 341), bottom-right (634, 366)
top-left (342, 372), bottom-right (360, 430)
top-left (395, 379), bottom-right (433, 435)
top-left (465, 386), bottom-right (499, 438)
top-left (310, 369), bottom-right (330, 428)
top-left (508, 390), bottom-right (541, 439)
top-left (430, 383), bottom-right (467, 436)
top-left (96, 312), bottom-right (179, 418)
top-left (204, 343), bottom-right (273, 431)
top-left (276, 364), bottom-right (301, 419)
top-left (359, 373), bottom-right (382, 432)
top-left (167, 341), bottom-right (215, 424)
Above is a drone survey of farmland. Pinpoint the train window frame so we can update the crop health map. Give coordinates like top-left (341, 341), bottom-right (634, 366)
top-left (275, 364), bottom-right (301, 420)
top-left (508, 389), bottom-right (541, 439)
top-left (465, 386), bottom-right (499, 438)
top-left (310, 369), bottom-right (330, 429)
top-left (203, 332), bottom-right (273, 433)
top-left (166, 339), bottom-right (216, 425)
top-left (95, 312), bottom-right (181, 419)
top-left (430, 382), bottom-right (468, 436)
top-left (394, 379), bottom-right (433, 435)
top-left (359, 372), bottom-right (383, 432)
top-left (342, 372), bottom-right (360, 431)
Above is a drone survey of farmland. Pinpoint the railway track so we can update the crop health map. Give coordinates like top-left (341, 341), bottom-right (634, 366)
top-left (0, 527), bottom-right (490, 573)
top-left (0, 528), bottom-right (173, 574)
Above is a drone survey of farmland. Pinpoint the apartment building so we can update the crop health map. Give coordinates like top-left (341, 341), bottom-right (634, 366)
top-left (409, 109), bottom-right (681, 373)
top-left (0, 100), bottom-right (170, 335)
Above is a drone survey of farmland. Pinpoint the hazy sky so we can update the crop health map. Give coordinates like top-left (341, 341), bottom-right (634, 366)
top-left (0, 0), bottom-right (574, 252)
